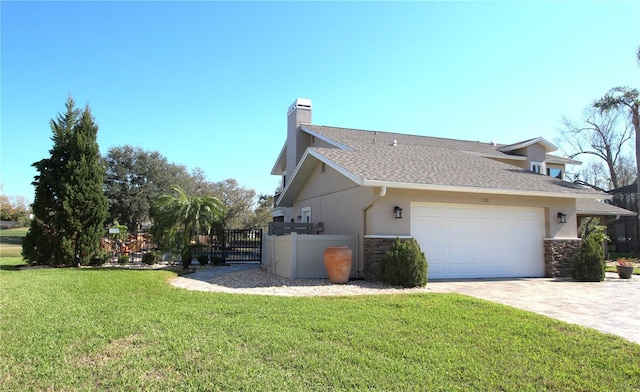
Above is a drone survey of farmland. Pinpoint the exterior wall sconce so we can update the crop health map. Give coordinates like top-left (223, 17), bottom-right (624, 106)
top-left (557, 212), bottom-right (567, 224)
top-left (394, 206), bottom-right (403, 219)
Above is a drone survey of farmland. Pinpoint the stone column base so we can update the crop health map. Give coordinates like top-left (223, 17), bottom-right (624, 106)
top-left (544, 239), bottom-right (581, 278)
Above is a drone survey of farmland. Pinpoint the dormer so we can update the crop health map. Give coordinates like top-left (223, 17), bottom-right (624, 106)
top-left (496, 137), bottom-right (576, 179)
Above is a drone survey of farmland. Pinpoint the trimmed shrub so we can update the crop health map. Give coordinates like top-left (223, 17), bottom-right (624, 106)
top-left (381, 238), bottom-right (428, 288)
top-left (572, 234), bottom-right (605, 282)
top-left (197, 254), bottom-right (209, 266)
top-left (212, 256), bottom-right (224, 266)
top-left (142, 252), bottom-right (157, 265)
top-left (90, 250), bottom-right (110, 266)
top-left (117, 255), bottom-right (130, 265)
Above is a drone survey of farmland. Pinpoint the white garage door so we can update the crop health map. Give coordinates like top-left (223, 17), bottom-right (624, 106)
top-left (411, 203), bottom-right (545, 279)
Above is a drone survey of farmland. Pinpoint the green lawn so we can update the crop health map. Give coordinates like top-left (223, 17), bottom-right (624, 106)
top-left (0, 227), bottom-right (27, 258)
top-left (606, 265), bottom-right (640, 275)
top-left (1, 257), bottom-right (639, 391)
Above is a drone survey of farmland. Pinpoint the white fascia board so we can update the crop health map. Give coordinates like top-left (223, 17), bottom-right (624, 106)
top-left (300, 125), bottom-right (354, 151)
top-left (270, 142), bottom-right (287, 175)
top-left (472, 152), bottom-right (527, 161)
top-left (546, 156), bottom-right (582, 166)
top-left (361, 180), bottom-right (607, 199)
top-left (499, 137), bottom-right (558, 153)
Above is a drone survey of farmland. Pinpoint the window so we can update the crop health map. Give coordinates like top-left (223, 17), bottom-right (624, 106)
top-left (321, 162), bottom-right (326, 173)
top-left (547, 167), bottom-right (563, 179)
top-left (530, 161), bottom-right (545, 174)
top-left (301, 207), bottom-right (311, 223)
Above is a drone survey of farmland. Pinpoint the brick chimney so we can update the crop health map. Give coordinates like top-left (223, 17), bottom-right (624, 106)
top-left (286, 98), bottom-right (312, 184)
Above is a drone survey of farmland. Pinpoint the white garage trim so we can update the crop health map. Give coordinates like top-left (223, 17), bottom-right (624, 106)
top-left (411, 202), bottom-right (545, 279)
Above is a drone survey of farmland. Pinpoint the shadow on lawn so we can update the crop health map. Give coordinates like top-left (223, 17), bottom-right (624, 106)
top-left (2, 263), bottom-right (187, 276)
top-left (0, 236), bottom-right (23, 246)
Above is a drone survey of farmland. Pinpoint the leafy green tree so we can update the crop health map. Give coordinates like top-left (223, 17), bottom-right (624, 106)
top-left (0, 193), bottom-right (30, 223)
top-left (211, 178), bottom-right (256, 229)
top-left (593, 46), bottom-right (640, 251)
top-left (22, 97), bottom-right (108, 266)
top-left (150, 186), bottom-right (225, 269)
top-left (248, 194), bottom-right (275, 229)
top-left (103, 145), bottom-right (196, 231)
top-left (594, 87), bottom-right (640, 249)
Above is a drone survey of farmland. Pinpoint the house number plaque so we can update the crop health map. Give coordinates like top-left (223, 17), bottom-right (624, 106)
top-left (481, 198), bottom-right (490, 203)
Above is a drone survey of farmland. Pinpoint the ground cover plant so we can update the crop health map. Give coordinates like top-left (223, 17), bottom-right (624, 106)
top-left (1, 255), bottom-right (639, 390)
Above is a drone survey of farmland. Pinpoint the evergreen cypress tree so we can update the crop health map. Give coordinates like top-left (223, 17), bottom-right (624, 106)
top-left (22, 97), bottom-right (107, 266)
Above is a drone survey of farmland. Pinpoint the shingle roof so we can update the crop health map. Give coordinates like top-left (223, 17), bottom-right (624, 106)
top-left (304, 125), bottom-right (505, 155)
top-left (300, 125), bottom-right (601, 197)
top-left (276, 124), bottom-right (605, 206)
top-left (576, 199), bottom-right (637, 216)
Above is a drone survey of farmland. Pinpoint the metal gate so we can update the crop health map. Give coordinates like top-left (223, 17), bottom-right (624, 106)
top-left (221, 228), bottom-right (262, 262)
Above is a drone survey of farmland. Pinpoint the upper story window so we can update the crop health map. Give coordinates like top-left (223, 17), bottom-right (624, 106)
top-left (530, 161), bottom-right (545, 174)
top-left (547, 167), bottom-right (564, 179)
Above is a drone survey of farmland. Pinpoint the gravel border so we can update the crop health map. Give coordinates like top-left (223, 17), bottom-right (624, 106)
top-left (170, 267), bottom-right (426, 296)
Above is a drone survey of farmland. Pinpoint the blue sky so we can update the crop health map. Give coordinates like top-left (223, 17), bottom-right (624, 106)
top-left (2, 1), bottom-right (639, 203)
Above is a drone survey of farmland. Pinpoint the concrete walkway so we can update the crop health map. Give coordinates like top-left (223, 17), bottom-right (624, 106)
top-left (172, 266), bottom-right (639, 345)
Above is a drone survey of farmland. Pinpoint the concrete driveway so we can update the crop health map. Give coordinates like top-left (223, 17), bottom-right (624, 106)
top-left (427, 273), bottom-right (640, 344)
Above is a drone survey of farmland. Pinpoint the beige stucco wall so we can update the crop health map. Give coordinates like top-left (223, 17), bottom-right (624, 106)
top-left (287, 161), bottom-right (581, 276)
top-left (365, 188), bottom-right (578, 239)
top-left (489, 157), bottom-right (528, 169)
top-left (525, 144), bottom-right (547, 164)
top-left (292, 162), bottom-right (375, 236)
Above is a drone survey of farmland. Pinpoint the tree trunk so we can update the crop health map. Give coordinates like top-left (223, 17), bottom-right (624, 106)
top-left (633, 106), bottom-right (640, 253)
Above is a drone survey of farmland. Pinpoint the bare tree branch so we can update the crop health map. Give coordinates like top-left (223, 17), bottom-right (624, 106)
top-left (558, 106), bottom-right (634, 190)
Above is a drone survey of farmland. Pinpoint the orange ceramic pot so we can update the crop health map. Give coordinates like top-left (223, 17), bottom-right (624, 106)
top-left (323, 246), bottom-right (352, 284)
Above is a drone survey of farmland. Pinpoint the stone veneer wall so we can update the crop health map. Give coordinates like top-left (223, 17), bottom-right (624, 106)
top-left (363, 237), bottom-right (413, 281)
top-left (366, 237), bottom-right (582, 280)
top-left (544, 239), bottom-right (581, 278)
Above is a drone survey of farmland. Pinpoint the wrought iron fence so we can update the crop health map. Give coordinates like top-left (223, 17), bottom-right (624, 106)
top-left (189, 228), bottom-right (262, 263)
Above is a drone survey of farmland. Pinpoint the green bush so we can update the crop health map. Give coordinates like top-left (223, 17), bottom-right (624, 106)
top-left (212, 256), bottom-right (224, 266)
top-left (117, 255), bottom-right (130, 265)
top-left (142, 252), bottom-right (157, 265)
top-left (572, 234), bottom-right (605, 282)
top-left (89, 250), bottom-right (110, 266)
top-left (197, 254), bottom-right (209, 266)
top-left (381, 238), bottom-right (428, 288)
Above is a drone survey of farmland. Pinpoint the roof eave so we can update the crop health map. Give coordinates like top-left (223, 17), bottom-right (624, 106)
top-left (271, 143), bottom-right (287, 175)
top-left (498, 137), bottom-right (558, 153)
top-left (300, 125), bottom-right (354, 151)
top-left (361, 180), bottom-right (607, 199)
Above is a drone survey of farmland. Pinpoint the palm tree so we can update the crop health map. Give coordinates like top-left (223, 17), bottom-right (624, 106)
top-left (151, 186), bottom-right (225, 269)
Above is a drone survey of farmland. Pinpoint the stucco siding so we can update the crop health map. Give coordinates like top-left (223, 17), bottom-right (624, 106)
top-left (263, 233), bottom-right (358, 279)
top-left (526, 144), bottom-right (548, 164)
top-left (365, 188), bottom-right (579, 239)
top-left (292, 162), bottom-right (368, 236)
top-left (489, 157), bottom-right (528, 169)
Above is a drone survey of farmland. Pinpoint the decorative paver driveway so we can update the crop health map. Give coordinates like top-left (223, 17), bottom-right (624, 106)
top-left (427, 274), bottom-right (640, 344)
